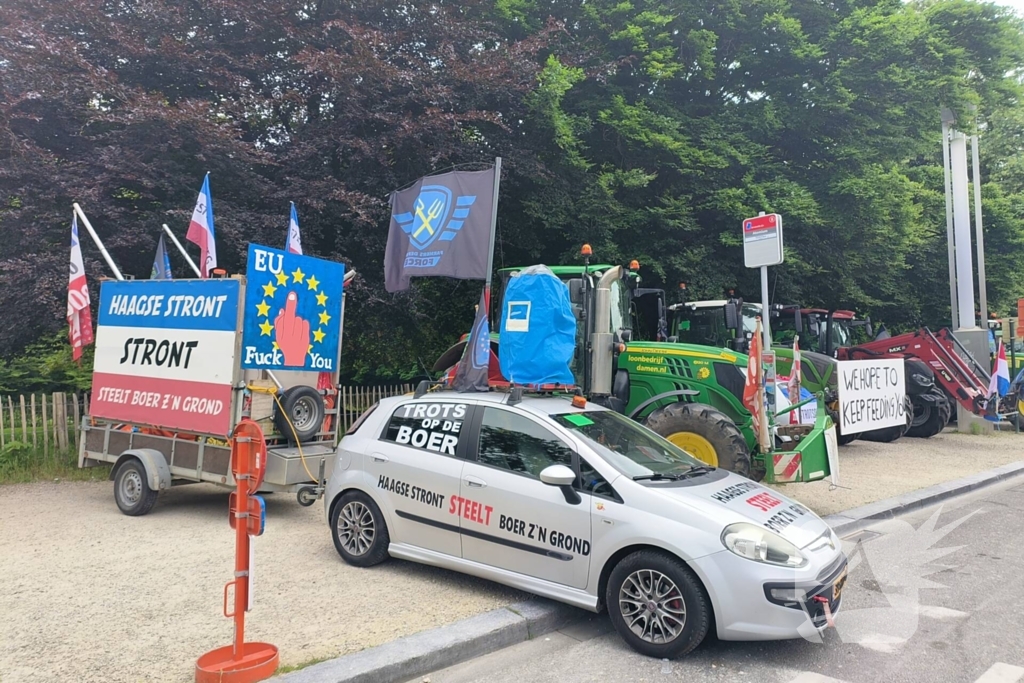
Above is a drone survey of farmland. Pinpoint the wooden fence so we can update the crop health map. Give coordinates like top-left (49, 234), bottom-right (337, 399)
top-left (0, 385), bottom-right (413, 460)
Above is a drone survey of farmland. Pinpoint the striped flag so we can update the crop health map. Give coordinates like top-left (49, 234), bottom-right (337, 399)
top-left (67, 216), bottom-right (94, 361)
top-left (789, 335), bottom-right (802, 424)
top-left (185, 174), bottom-right (216, 277)
top-left (286, 202), bottom-right (303, 255)
top-left (743, 319), bottom-right (770, 452)
top-left (985, 340), bottom-right (1010, 421)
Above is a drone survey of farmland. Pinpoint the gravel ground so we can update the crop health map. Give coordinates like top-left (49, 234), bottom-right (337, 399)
top-left (0, 481), bottom-right (524, 683)
top-left (1, 427), bottom-right (1021, 683)
top-left (772, 427), bottom-right (1024, 515)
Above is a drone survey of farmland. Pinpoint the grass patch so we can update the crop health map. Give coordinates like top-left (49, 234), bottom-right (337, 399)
top-left (276, 654), bottom-right (334, 675)
top-left (0, 441), bottom-right (110, 485)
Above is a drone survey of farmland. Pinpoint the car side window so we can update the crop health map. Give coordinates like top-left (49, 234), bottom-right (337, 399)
top-left (577, 455), bottom-right (619, 501)
top-left (477, 408), bottom-right (574, 478)
top-left (381, 401), bottom-right (469, 457)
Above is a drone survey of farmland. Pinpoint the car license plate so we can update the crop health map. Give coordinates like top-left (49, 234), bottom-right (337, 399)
top-left (832, 567), bottom-right (848, 601)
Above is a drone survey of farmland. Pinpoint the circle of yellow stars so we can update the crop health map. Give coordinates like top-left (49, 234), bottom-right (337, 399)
top-left (256, 266), bottom-right (331, 356)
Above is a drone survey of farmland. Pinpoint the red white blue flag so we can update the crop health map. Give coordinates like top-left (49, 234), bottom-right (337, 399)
top-left (67, 216), bottom-right (94, 361)
top-left (990, 340), bottom-right (1010, 398)
top-left (186, 174), bottom-right (217, 277)
top-left (286, 202), bottom-right (303, 255)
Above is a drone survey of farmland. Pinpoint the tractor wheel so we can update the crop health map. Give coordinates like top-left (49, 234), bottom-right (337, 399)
top-left (644, 402), bottom-right (752, 479)
top-left (859, 396), bottom-right (913, 443)
top-left (905, 391), bottom-right (950, 438)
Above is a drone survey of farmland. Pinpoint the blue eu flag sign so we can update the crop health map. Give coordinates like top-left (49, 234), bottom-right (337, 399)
top-left (453, 288), bottom-right (490, 392)
top-left (385, 167), bottom-right (497, 292)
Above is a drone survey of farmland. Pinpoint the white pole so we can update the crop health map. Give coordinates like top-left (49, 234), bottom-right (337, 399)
top-left (161, 224), bottom-right (202, 277)
top-left (72, 203), bottom-right (124, 281)
top-left (971, 135), bottom-right (988, 324)
top-left (950, 132), bottom-right (976, 329)
top-left (758, 211), bottom-right (771, 349)
top-left (941, 118), bottom-right (959, 329)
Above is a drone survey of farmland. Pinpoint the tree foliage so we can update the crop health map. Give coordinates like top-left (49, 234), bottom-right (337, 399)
top-left (1, 0), bottom-right (1023, 389)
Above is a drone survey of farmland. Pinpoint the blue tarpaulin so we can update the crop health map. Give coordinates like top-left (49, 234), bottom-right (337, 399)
top-left (499, 265), bottom-right (576, 385)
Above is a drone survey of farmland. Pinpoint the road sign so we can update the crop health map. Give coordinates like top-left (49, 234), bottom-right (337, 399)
top-left (231, 418), bottom-right (267, 493)
top-left (743, 213), bottom-right (784, 268)
top-left (228, 492), bottom-right (266, 537)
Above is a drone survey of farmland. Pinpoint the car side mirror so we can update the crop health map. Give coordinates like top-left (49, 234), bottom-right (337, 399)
top-left (724, 302), bottom-right (739, 331)
top-left (540, 464), bottom-right (581, 505)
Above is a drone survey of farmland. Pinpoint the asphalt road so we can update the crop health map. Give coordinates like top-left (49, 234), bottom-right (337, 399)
top-left (409, 477), bottom-right (1024, 683)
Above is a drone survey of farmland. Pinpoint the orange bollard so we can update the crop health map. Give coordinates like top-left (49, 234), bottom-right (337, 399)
top-left (196, 419), bottom-right (279, 683)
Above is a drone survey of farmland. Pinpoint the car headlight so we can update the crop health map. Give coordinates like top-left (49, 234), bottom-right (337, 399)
top-left (721, 523), bottom-right (807, 568)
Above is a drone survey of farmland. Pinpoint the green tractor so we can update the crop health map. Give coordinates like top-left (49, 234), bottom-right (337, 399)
top-left (670, 299), bottom-right (917, 443)
top-left (434, 261), bottom-right (836, 484)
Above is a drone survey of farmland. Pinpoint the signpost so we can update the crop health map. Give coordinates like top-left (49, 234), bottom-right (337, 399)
top-left (836, 359), bottom-right (907, 435)
top-left (196, 419), bottom-right (277, 683)
top-left (743, 212), bottom-right (783, 349)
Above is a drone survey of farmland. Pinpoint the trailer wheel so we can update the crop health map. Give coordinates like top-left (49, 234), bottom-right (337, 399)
top-left (113, 459), bottom-right (158, 516)
top-left (644, 402), bottom-right (752, 479)
top-left (274, 386), bottom-right (325, 443)
top-left (297, 486), bottom-right (318, 507)
top-left (906, 391), bottom-right (950, 438)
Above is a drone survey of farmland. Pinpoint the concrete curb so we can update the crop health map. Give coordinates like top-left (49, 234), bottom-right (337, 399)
top-left (275, 598), bottom-right (579, 683)
top-left (824, 460), bottom-right (1024, 536)
top-left (278, 460), bottom-right (1024, 682)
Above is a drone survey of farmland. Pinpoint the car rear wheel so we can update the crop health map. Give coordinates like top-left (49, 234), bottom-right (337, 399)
top-left (606, 550), bottom-right (710, 659)
top-left (331, 491), bottom-right (390, 567)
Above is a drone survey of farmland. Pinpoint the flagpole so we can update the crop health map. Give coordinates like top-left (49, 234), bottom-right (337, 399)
top-left (72, 203), bottom-right (124, 281)
top-left (483, 157), bottom-right (502, 311)
top-left (162, 224), bottom-right (203, 277)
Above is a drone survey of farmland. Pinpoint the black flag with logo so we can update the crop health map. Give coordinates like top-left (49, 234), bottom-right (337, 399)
top-left (453, 288), bottom-right (490, 392)
top-left (384, 167), bottom-right (496, 292)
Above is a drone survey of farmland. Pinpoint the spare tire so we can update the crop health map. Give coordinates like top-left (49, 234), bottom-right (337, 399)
top-left (274, 385), bottom-right (325, 443)
top-left (644, 402), bottom-right (753, 479)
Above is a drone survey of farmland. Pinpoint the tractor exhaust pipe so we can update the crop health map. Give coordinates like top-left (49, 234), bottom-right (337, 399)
top-left (590, 266), bottom-right (623, 396)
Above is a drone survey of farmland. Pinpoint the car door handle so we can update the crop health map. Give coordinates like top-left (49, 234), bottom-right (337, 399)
top-left (464, 476), bottom-right (487, 489)
top-left (371, 454), bottom-right (389, 463)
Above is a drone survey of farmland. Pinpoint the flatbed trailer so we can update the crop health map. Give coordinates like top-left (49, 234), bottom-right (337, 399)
top-left (78, 411), bottom-right (338, 514)
top-left (78, 246), bottom-right (355, 515)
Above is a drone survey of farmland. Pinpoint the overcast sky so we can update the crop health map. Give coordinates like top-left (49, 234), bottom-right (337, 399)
top-left (999, 0), bottom-right (1024, 15)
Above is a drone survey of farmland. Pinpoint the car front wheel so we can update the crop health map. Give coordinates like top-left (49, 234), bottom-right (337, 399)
top-left (606, 550), bottom-right (711, 658)
top-left (330, 491), bottom-right (390, 567)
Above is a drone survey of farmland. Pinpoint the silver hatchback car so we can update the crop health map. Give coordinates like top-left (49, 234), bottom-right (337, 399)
top-left (325, 391), bottom-right (847, 658)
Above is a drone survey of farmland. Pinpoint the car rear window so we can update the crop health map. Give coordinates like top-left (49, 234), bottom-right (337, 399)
top-left (346, 403), bottom-right (378, 434)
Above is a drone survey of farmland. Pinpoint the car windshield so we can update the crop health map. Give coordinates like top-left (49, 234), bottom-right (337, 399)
top-left (551, 410), bottom-right (703, 478)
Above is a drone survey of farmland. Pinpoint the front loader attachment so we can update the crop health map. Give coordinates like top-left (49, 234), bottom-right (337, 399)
top-left (756, 400), bottom-right (836, 484)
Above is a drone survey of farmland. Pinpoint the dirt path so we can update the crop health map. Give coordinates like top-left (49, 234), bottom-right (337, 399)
top-left (775, 428), bottom-right (1024, 515)
top-left (2, 429), bottom-right (1021, 682)
top-left (0, 481), bottom-right (523, 683)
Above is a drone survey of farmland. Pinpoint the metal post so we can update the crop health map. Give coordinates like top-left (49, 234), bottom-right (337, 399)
top-left (162, 224), bottom-right (202, 277)
top-left (758, 211), bottom-right (771, 349)
top-left (950, 132), bottom-right (976, 328)
top-left (72, 203), bottom-right (124, 280)
top-left (941, 111), bottom-right (959, 329)
top-left (971, 134), bottom-right (988, 324)
top-left (483, 157), bottom-right (502, 312)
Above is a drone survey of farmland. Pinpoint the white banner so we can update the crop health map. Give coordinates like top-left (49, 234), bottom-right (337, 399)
top-left (837, 359), bottom-right (907, 435)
